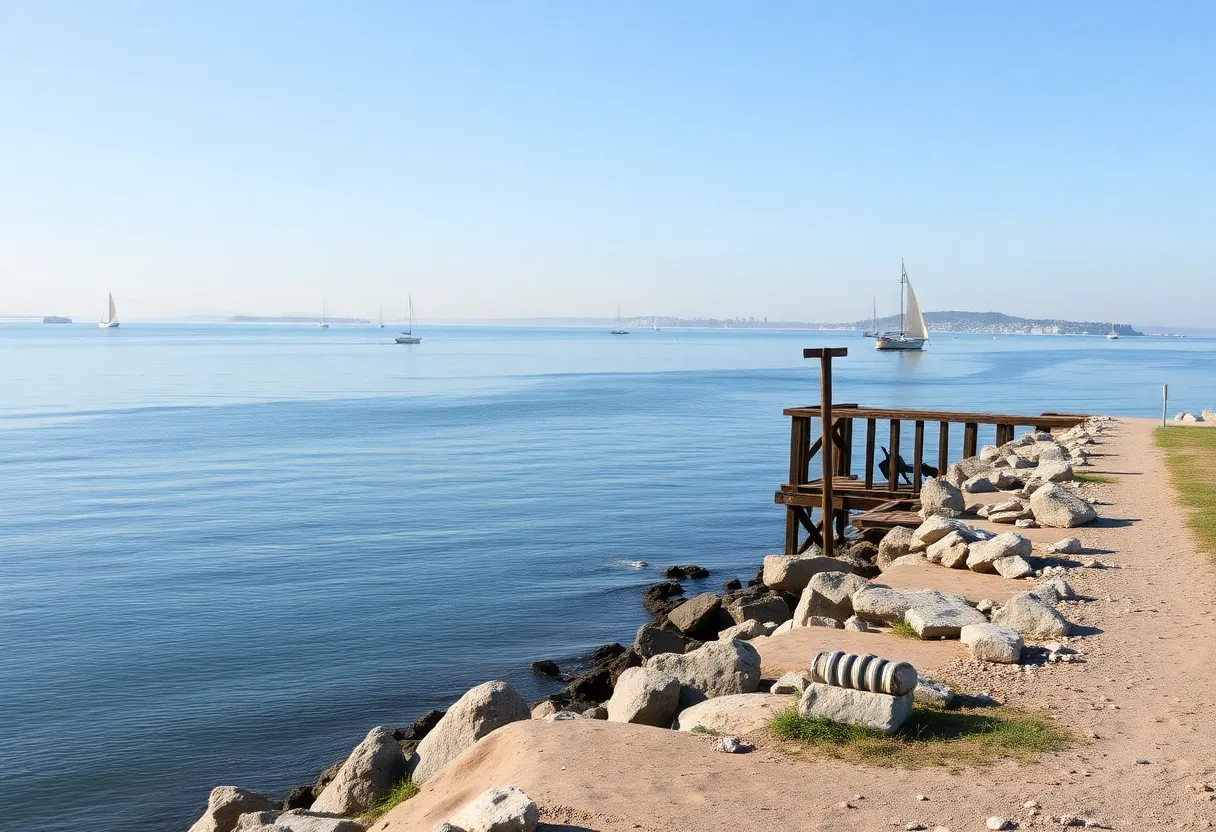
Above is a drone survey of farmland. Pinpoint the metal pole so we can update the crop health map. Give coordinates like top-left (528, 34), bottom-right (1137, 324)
top-left (1163, 384), bottom-right (1168, 427)
top-left (820, 353), bottom-right (834, 558)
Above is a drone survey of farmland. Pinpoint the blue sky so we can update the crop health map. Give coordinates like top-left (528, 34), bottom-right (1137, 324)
top-left (1, 1), bottom-right (1213, 324)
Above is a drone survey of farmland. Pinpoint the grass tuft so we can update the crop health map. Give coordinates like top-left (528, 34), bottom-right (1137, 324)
top-left (1073, 472), bottom-right (1114, 484)
top-left (889, 620), bottom-right (920, 639)
top-left (359, 779), bottom-right (420, 823)
top-left (1156, 426), bottom-right (1216, 558)
top-left (767, 706), bottom-right (1069, 768)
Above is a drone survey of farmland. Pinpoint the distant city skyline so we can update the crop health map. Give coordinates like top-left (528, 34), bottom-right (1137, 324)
top-left (2, 2), bottom-right (1213, 325)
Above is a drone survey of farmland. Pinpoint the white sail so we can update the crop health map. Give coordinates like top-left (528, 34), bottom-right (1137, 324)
top-left (903, 276), bottom-right (928, 339)
top-left (104, 292), bottom-right (117, 323)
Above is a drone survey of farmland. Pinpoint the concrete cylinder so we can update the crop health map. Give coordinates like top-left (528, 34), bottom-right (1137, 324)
top-left (810, 650), bottom-right (917, 697)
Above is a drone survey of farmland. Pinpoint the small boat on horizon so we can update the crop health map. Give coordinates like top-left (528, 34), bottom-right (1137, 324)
top-left (395, 296), bottom-right (421, 344)
top-left (317, 302), bottom-right (329, 329)
top-left (1106, 323), bottom-right (1119, 340)
top-left (378, 306), bottom-right (384, 328)
top-left (862, 298), bottom-right (878, 337)
top-left (611, 305), bottom-right (629, 335)
top-left (99, 293), bottom-right (120, 328)
top-left (874, 261), bottom-right (927, 351)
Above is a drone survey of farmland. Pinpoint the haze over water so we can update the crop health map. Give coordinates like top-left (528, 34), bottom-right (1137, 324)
top-left (3, 323), bottom-right (1213, 831)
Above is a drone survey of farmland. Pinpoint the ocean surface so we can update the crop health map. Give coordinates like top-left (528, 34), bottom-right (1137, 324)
top-left (2, 323), bottom-right (1213, 831)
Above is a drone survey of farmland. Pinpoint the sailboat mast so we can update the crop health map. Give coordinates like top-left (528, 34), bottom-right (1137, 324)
top-left (899, 260), bottom-right (906, 336)
top-left (407, 296), bottom-right (413, 335)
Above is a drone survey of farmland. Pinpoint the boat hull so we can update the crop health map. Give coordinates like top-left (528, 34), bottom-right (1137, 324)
top-left (98, 321), bottom-right (119, 328)
top-left (395, 336), bottom-right (421, 344)
top-left (875, 336), bottom-right (925, 351)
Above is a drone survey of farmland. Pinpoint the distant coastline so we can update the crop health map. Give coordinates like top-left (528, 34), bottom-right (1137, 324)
top-left (229, 315), bottom-right (371, 324)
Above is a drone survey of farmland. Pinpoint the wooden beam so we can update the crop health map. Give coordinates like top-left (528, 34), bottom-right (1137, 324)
top-left (937, 421), bottom-right (950, 474)
top-left (803, 348), bottom-right (849, 358)
top-left (912, 420), bottom-right (925, 490)
top-left (864, 418), bottom-right (876, 489)
top-left (888, 419), bottom-right (901, 491)
top-left (963, 422), bottom-right (979, 458)
top-left (783, 406), bottom-right (1087, 429)
top-left (819, 352), bottom-right (836, 557)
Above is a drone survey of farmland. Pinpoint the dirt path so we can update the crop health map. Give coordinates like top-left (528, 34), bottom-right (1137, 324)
top-left (381, 418), bottom-right (1216, 831)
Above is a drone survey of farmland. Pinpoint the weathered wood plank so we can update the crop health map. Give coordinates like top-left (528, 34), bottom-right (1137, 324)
top-left (864, 418), bottom-right (876, 489)
top-left (912, 420), bottom-right (925, 490)
top-left (889, 419), bottom-right (901, 492)
top-left (937, 421), bottom-right (950, 474)
top-left (783, 406), bottom-right (1086, 429)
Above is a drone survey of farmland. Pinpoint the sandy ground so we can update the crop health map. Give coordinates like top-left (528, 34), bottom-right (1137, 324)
top-left (380, 418), bottom-right (1216, 831)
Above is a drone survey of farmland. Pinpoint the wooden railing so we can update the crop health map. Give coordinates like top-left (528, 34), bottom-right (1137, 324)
top-left (776, 404), bottom-right (1088, 556)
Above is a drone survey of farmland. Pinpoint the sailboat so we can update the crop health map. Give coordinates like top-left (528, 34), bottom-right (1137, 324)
top-left (1106, 324), bottom-right (1118, 340)
top-left (875, 261), bottom-right (928, 351)
top-left (98, 292), bottom-right (119, 328)
top-left (378, 306), bottom-right (385, 328)
top-left (317, 302), bottom-right (329, 329)
top-left (862, 298), bottom-right (878, 337)
top-left (395, 296), bottom-right (421, 344)
top-left (611, 305), bottom-right (629, 335)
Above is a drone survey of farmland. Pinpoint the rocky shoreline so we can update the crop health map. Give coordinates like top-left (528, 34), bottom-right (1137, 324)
top-left (187, 418), bottom-right (1115, 832)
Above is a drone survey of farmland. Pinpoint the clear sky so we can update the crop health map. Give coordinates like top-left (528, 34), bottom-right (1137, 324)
top-left (1, 1), bottom-right (1213, 324)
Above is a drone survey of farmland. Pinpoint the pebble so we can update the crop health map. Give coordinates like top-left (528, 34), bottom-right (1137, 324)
top-left (905, 823), bottom-right (927, 831)
top-left (916, 794), bottom-right (929, 801)
top-left (1023, 800), bottom-right (1040, 809)
top-left (1134, 757), bottom-right (1149, 764)
top-left (836, 800), bottom-right (856, 809)
top-left (986, 818), bottom-right (1012, 831)
top-left (715, 735), bottom-right (744, 753)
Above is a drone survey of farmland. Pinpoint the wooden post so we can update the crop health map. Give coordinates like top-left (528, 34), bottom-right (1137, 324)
top-left (912, 420), bottom-right (925, 490)
top-left (804, 348), bottom-right (848, 557)
top-left (889, 419), bottom-right (901, 491)
top-left (937, 421), bottom-right (950, 474)
top-left (963, 422), bottom-right (979, 458)
top-left (864, 418), bottom-right (876, 489)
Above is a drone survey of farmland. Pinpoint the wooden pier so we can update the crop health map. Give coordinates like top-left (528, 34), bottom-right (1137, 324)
top-left (777, 348), bottom-right (1089, 556)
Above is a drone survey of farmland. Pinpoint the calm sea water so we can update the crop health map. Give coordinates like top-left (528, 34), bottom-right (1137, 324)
top-left (2, 323), bottom-right (1213, 831)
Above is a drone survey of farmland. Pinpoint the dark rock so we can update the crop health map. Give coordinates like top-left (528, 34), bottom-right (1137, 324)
top-left (392, 709), bottom-right (445, 742)
top-left (723, 584), bottom-right (770, 607)
top-left (843, 540), bottom-right (879, 563)
top-left (633, 623), bottom-right (694, 659)
top-left (530, 659), bottom-right (561, 678)
top-left (311, 758), bottom-right (344, 795)
top-left (831, 553), bottom-right (881, 579)
top-left (722, 578), bottom-right (743, 593)
top-left (562, 666), bottom-right (612, 703)
top-left (727, 593), bottom-right (790, 626)
top-left (661, 564), bottom-right (710, 580)
top-left (667, 593), bottom-right (722, 634)
top-left (591, 642), bottom-right (626, 664)
top-left (582, 706), bottom-right (608, 720)
top-left (642, 581), bottom-right (685, 615)
top-left (282, 785), bottom-right (315, 811)
top-left (604, 647), bottom-right (643, 684)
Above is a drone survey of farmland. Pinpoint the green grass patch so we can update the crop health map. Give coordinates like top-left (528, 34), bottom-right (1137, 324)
top-left (359, 779), bottom-right (420, 823)
top-left (690, 725), bottom-right (723, 737)
top-left (767, 706), bottom-right (1069, 768)
top-left (889, 620), bottom-right (920, 639)
top-left (1073, 472), bottom-right (1114, 484)
top-left (1156, 427), bottom-right (1216, 557)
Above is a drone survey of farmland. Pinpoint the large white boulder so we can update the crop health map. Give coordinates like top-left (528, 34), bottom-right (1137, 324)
top-left (606, 666), bottom-right (681, 727)
top-left (877, 526), bottom-right (915, 566)
top-left (966, 532), bottom-right (1032, 573)
top-left (904, 600), bottom-right (987, 639)
top-left (447, 786), bottom-right (539, 832)
top-left (236, 811), bottom-right (363, 832)
top-left (762, 554), bottom-right (860, 592)
top-left (674, 693), bottom-right (787, 735)
top-left (946, 456), bottom-right (992, 487)
top-left (410, 681), bottom-right (530, 783)
top-left (1046, 536), bottom-right (1083, 554)
top-left (911, 515), bottom-right (989, 549)
top-left (647, 638), bottom-right (762, 709)
top-left (918, 477), bottom-right (964, 517)
top-left (188, 787), bottom-right (278, 832)
top-left (727, 594), bottom-right (790, 626)
top-left (792, 571), bottom-right (869, 626)
top-left (311, 726), bottom-right (407, 815)
top-left (992, 555), bottom-right (1034, 579)
top-left (926, 531), bottom-right (969, 568)
top-left (960, 623), bottom-right (1024, 664)
top-left (798, 682), bottom-right (913, 735)
top-left (666, 593), bottom-right (722, 633)
top-left (1033, 458), bottom-right (1074, 483)
top-left (1029, 484), bottom-right (1097, 528)
top-left (990, 592), bottom-right (1072, 638)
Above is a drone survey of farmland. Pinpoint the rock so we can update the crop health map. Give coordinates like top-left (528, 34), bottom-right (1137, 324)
top-left (877, 526), bottom-right (916, 567)
top-left (992, 554), bottom-right (1035, 579)
top-left (1015, 518), bottom-right (1038, 529)
top-left (798, 682), bottom-right (913, 735)
top-left (886, 554), bottom-right (928, 569)
top-left (992, 470), bottom-right (1023, 489)
top-left (311, 726), bottom-right (406, 815)
top-left (410, 681), bottom-right (530, 783)
top-left (989, 508), bottom-right (1032, 524)
top-left (188, 787), bottom-right (279, 832)
top-left (529, 660), bottom-right (560, 677)
top-left (660, 564), bottom-right (709, 579)
top-left (447, 785), bottom-right (539, 832)
top-left (722, 578), bottom-right (743, 593)
top-left (1029, 483), bottom-right (1097, 528)
top-left (1034, 458), bottom-right (1074, 483)
top-left (806, 615), bottom-right (844, 628)
top-left (938, 535), bottom-right (971, 569)
top-left (395, 710), bottom-right (446, 745)
top-left (633, 624), bottom-right (693, 659)
top-left (548, 710), bottom-right (581, 721)
top-left (1005, 453), bottom-right (1034, 469)
top-left (962, 474), bottom-right (998, 493)
top-left (727, 593), bottom-right (790, 626)
top-left (240, 810), bottom-right (363, 832)
top-left (966, 532), bottom-right (1032, 573)
top-left (843, 539), bottom-right (880, 562)
top-left (641, 581), bottom-right (685, 615)
top-left (717, 619), bottom-right (766, 641)
top-left (904, 599), bottom-right (987, 639)
top-left (281, 787), bottom-right (315, 811)
top-left (530, 700), bottom-right (560, 719)
top-left (918, 477), bottom-right (965, 517)
top-left (674, 692), bottom-right (787, 734)
top-left (960, 623), bottom-right (1023, 663)
top-left (770, 670), bottom-right (811, 695)
top-left (986, 818), bottom-right (1013, 831)
top-left (647, 638), bottom-right (762, 709)
top-left (946, 456), bottom-right (991, 487)
top-left (843, 615), bottom-right (871, 632)
top-left (762, 554), bottom-right (864, 592)
top-left (852, 584), bottom-right (970, 625)
top-left (793, 570), bottom-right (869, 625)
top-left (831, 552), bottom-right (882, 579)
top-left (771, 619), bottom-right (794, 635)
top-left (1032, 576), bottom-right (1076, 605)
top-left (913, 677), bottom-right (954, 708)
top-left (925, 531), bottom-right (966, 565)
top-left (561, 666), bottom-right (612, 703)
top-left (1047, 536), bottom-right (1083, 554)
top-left (581, 706), bottom-right (608, 719)
top-left (667, 592), bottom-right (722, 634)
top-left (1204, 410), bottom-right (1216, 422)
top-left (605, 666), bottom-right (681, 727)
top-left (976, 598), bottom-right (995, 613)
top-left (911, 515), bottom-right (986, 549)
top-left (990, 592), bottom-right (1072, 638)
top-left (715, 735), bottom-right (745, 753)
top-left (1178, 412), bottom-right (1200, 422)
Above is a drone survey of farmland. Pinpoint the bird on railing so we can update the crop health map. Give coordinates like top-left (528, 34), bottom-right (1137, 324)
top-left (879, 446), bottom-right (942, 485)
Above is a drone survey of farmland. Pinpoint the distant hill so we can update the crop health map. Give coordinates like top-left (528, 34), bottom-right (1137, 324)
top-left (833, 310), bottom-right (1142, 336)
top-left (229, 316), bottom-right (371, 324)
